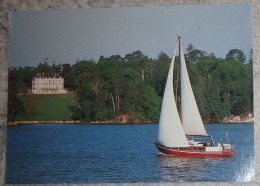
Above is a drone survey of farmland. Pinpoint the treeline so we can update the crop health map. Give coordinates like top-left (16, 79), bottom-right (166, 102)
top-left (8, 45), bottom-right (253, 123)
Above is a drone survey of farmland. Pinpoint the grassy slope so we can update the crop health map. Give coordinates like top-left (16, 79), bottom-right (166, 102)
top-left (15, 94), bottom-right (77, 121)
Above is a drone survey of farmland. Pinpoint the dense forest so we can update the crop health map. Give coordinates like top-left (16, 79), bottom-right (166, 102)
top-left (8, 44), bottom-right (253, 123)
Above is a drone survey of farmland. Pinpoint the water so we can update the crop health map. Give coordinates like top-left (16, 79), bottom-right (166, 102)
top-left (6, 123), bottom-right (254, 183)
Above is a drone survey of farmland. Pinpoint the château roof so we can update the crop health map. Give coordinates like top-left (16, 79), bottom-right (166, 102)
top-left (34, 72), bottom-right (63, 79)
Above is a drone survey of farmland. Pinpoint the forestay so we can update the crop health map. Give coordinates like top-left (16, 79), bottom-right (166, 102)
top-left (180, 43), bottom-right (208, 136)
top-left (158, 42), bottom-right (189, 147)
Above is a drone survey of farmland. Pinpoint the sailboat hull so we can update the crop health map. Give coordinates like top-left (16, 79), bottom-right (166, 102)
top-left (155, 142), bottom-right (235, 158)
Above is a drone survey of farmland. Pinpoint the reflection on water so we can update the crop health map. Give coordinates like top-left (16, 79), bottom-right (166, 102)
top-left (156, 153), bottom-right (206, 182)
top-left (156, 147), bottom-right (254, 183)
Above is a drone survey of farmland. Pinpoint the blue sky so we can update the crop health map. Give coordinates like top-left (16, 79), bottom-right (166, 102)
top-left (9, 4), bottom-right (252, 67)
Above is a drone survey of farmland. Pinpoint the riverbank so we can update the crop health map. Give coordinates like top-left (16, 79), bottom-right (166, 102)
top-left (8, 120), bottom-right (81, 126)
top-left (222, 113), bottom-right (254, 124)
top-left (8, 118), bottom-right (254, 126)
top-left (7, 120), bottom-right (154, 126)
top-left (8, 111), bottom-right (254, 126)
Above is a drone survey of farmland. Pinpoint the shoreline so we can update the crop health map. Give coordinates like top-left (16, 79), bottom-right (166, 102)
top-left (7, 120), bottom-right (254, 126)
top-left (8, 120), bottom-right (81, 126)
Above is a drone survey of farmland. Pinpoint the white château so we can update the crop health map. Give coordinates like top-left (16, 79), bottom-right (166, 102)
top-left (32, 73), bottom-right (68, 94)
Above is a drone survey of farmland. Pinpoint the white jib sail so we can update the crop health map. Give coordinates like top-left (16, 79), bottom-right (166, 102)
top-left (158, 42), bottom-right (189, 147)
top-left (180, 43), bottom-right (208, 136)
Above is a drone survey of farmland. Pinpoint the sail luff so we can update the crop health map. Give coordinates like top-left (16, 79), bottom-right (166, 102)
top-left (158, 42), bottom-right (189, 148)
top-left (180, 43), bottom-right (208, 136)
top-left (178, 36), bottom-right (182, 122)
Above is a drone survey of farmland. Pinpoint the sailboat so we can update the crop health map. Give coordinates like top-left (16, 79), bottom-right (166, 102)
top-left (154, 36), bottom-right (235, 157)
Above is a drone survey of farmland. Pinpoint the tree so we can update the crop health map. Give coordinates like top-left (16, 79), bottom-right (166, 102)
top-left (151, 53), bottom-right (171, 96)
top-left (141, 86), bottom-right (161, 122)
top-left (186, 44), bottom-right (208, 63)
top-left (231, 95), bottom-right (252, 116)
top-left (158, 52), bottom-right (170, 60)
top-left (248, 49), bottom-right (253, 64)
top-left (61, 63), bottom-right (72, 87)
top-left (52, 62), bottom-right (62, 74)
top-left (8, 74), bottom-right (25, 122)
top-left (36, 61), bottom-right (52, 74)
top-left (225, 49), bottom-right (246, 63)
top-left (23, 94), bottom-right (44, 117)
top-left (125, 50), bottom-right (148, 61)
top-left (186, 44), bottom-right (195, 54)
top-left (76, 72), bottom-right (98, 122)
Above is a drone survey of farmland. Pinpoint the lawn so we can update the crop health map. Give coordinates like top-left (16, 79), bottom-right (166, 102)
top-left (15, 94), bottom-right (77, 121)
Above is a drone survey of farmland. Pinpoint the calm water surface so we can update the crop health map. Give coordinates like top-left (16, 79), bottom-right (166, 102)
top-left (6, 123), bottom-right (254, 183)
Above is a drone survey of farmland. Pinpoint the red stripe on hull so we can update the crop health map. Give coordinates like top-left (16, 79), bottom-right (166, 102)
top-left (156, 145), bottom-right (235, 158)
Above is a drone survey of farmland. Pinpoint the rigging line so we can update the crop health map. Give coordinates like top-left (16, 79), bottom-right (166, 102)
top-left (186, 59), bottom-right (209, 117)
top-left (219, 133), bottom-right (223, 142)
top-left (195, 86), bottom-right (207, 117)
top-left (173, 38), bottom-right (180, 104)
top-left (187, 56), bottom-right (230, 143)
top-left (226, 132), bottom-right (231, 143)
top-left (187, 56), bottom-right (220, 122)
top-left (186, 57), bottom-right (212, 117)
top-left (175, 56), bottom-right (179, 103)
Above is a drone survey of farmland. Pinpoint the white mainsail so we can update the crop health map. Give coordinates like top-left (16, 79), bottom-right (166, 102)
top-left (158, 42), bottom-right (189, 147)
top-left (180, 43), bottom-right (208, 136)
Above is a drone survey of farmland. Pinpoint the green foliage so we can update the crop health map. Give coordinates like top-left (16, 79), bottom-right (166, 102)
top-left (225, 49), bottom-right (246, 63)
top-left (231, 95), bottom-right (252, 116)
top-left (9, 66), bottom-right (36, 88)
top-left (8, 75), bottom-right (26, 121)
top-left (8, 46), bottom-right (253, 123)
top-left (141, 86), bottom-right (162, 122)
top-left (187, 47), bottom-right (253, 121)
top-left (73, 54), bottom-right (161, 123)
top-left (151, 53), bottom-right (171, 96)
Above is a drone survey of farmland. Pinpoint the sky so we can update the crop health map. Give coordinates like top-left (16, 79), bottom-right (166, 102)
top-left (9, 4), bottom-right (252, 67)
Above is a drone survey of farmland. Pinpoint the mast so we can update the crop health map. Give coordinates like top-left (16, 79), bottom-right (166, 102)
top-left (178, 36), bottom-right (182, 122)
top-left (157, 41), bottom-right (189, 147)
